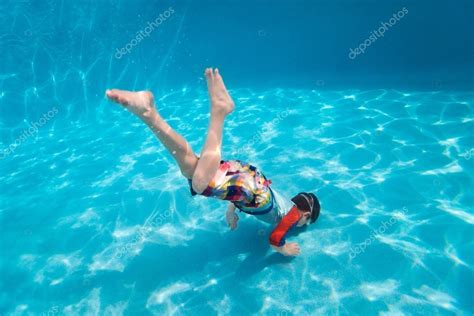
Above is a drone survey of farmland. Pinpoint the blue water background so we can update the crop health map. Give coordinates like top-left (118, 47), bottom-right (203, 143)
top-left (0, 0), bottom-right (473, 315)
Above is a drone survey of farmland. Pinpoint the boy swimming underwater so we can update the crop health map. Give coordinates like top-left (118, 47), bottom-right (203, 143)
top-left (105, 68), bottom-right (320, 256)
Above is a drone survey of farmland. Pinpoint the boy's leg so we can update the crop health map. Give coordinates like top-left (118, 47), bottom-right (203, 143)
top-left (191, 68), bottom-right (235, 193)
top-left (105, 89), bottom-right (198, 178)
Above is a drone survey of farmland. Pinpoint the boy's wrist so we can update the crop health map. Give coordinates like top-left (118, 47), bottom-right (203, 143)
top-left (271, 244), bottom-right (286, 254)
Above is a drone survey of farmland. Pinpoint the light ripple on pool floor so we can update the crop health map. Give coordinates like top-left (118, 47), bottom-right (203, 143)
top-left (1, 88), bottom-right (473, 315)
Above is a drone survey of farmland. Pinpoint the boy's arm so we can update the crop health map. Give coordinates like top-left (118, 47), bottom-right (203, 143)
top-left (271, 243), bottom-right (300, 256)
top-left (227, 202), bottom-right (236, 212)
top-left (226, 203), bottom-right (239, 230)
top-left (269, 206), bottom-right (301, 256)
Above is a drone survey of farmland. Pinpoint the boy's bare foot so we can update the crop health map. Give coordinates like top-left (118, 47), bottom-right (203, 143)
top-left (105, 89), bottom-right (157, 122)
top-left (205, 68), bottom-right (235, 117)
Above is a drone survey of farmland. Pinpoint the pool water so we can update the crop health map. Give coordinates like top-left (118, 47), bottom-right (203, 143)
top-left (1, 1), bottom-right (473, 315)
top-left (2, 88), bottom-right (473, 315)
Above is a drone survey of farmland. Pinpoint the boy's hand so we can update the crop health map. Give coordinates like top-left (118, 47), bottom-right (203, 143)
top-left (226, 208), bottom-right (239, 230)
top-left (281, 242), bottom-right (300, 256)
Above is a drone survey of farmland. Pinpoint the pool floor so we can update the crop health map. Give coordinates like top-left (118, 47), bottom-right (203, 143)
top-left (1, 88), bottom-right (473, 315)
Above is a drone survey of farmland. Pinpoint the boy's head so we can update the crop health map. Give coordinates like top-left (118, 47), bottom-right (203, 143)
top-left (291, 192), bottom-right (321, 227)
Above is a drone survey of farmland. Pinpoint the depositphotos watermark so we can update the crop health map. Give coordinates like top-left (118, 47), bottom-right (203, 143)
top-left (41, 305), bottom-right (62, 316)
top-left (348, 7), bottom-right (408, 60)
top-left (463, 148), bottom-right (474, 160)
top-left (349, 207), bottom-right (408, 259)
top-left (240, 108), bottom-right (290, 154)
top-left (115, 7), bottom-right (175, 59)
top-left (116, 209), bottom-right (172, 259)
top-left (0, 107), bottom-right (59, 160)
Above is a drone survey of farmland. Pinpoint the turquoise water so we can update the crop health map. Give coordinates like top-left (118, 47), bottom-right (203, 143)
top-left (1, 88), bottom-right (473, 315)
top-left (1, 0), bottom-right (474, 315)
